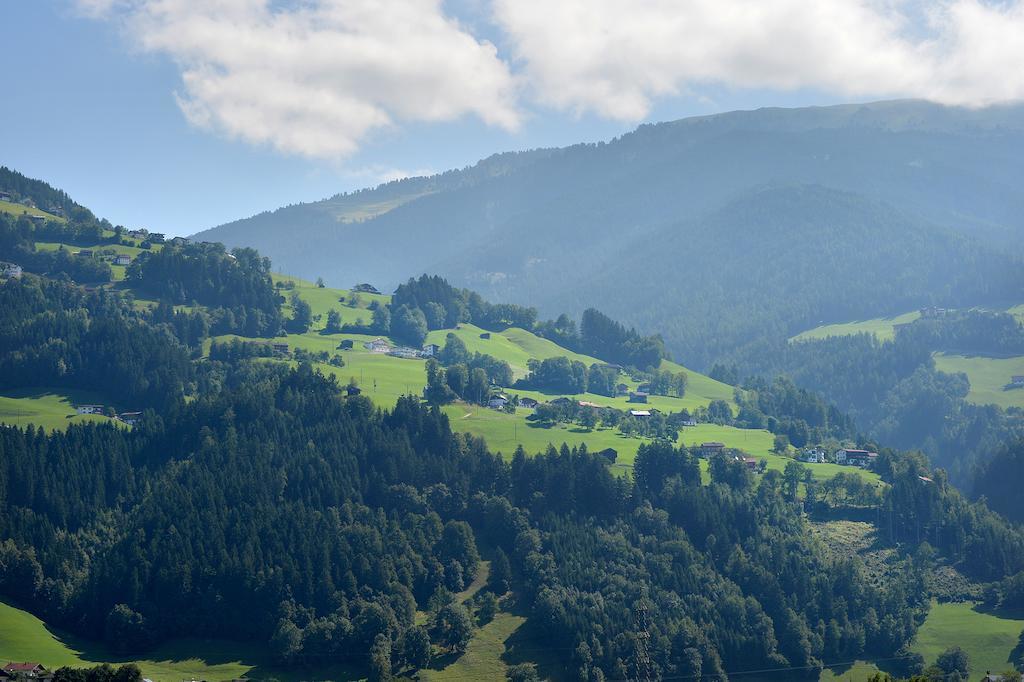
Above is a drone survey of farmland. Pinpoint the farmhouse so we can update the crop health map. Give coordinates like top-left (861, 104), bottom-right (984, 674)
top-left (488, 394), bottom-right (509, 409)
top-left (169, 236), bottom-right (190, 246)
top-left (113, 254), bottom-right (131, 266)
top-left (740, 456), bottom-right (759, 470)
top-left (353, 283), bottom-right (381, 294)
top-left (27, 214), bottom-right (45, 225)
top-left (76, 249), bottom-right (93, 258)
top-left (364, 338), bottom-right (392, 353)
top-left (800, 448), bottom-right (826, 464)
top-left (338, 339), bottom-right (354, 350)
top-left (835, 448), bottom-right (878, 467)
top-left (1011, 375), bottom-right (1024, 387)
top-left (346, 384), bottom-right (362, 396)
top-left (422, 343), bottom-right (441, 357)
top-left (3, 663), bottom-right (51, 681)
top-left (637, 382), bottom-right (652, 393)
top-left (75, 405), bottom-right (104, 415)
top-left (1, 262), bottom-right (22, 279)
top-left (919, 306), bottom-right (950, 319)
top-left (272, 342), bottom-right (290, 356)
top-left (148, 232), bottom-right (166, 242)
top-left (578, 400), bottom-right (602, 408)
top-left (681, 419), bottom-right (698, 427)
top-left (0, 191), bottom-right (11, 201)
top-left (479, 332), bottom-right (491, 340)
top-left (616, 383), bottom-right (629, 395)
top-left (628, 391), bottom-right (649, 403)
top-left (629, 409), bottom-right (651, 417)
top-left (118, 412), bottom-right (143, 426)
top-left (519, 397), bottom-right (539, 408)
top-left (597, 447), bottom-right (618, 462)
top-left (388, 347), bottom-right (421, 359)
top-left (700, 442), bottom-right (726, 456)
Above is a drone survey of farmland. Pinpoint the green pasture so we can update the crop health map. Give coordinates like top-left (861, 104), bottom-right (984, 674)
top-left (791, 311), bottom-right (920, 343)
top-left (911, 601), bottom-right (1024, 677)
top-left (933, 352), bottom-right (1024, 410)
top-left (0, 199), bottom-right (65, 223)
top-left (0, 388), bottom-right (118, 431)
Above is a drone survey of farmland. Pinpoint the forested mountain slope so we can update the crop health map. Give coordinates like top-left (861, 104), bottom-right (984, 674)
top-left (193, 99), bottom-right (1024, 366)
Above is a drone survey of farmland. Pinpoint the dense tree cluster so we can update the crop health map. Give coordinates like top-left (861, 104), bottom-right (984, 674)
top-left (126, 242), bottom-right (284, 336)
top-left (0, 275), bottom-right (192, 411)
top-left (0, 213), bottom-right (112, 283)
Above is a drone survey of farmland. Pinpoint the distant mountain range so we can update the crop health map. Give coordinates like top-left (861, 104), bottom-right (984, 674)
top-left (193, 99), bottom-right (1024, 367)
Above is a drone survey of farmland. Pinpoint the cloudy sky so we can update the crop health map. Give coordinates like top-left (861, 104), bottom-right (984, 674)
top-left (4, 0), bottom-right (1024, 236)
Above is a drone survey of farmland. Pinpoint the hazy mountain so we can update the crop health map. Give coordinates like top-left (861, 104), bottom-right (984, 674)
top-left (193, 99), bottom-right (1024, 366)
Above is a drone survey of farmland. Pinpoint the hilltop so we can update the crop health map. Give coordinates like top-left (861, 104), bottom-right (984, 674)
top-left (193, 99), bottom-right (1024, 367)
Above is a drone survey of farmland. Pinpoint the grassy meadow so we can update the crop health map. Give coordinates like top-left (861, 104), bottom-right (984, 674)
top-left (0, 388), bottom-right (119, 431)
top-left (0, 199), bottom-right (65, 223)
top-left (933, 352), bottom-right (1024, 410)
top-left (791, 311), bottom-right (920, 343)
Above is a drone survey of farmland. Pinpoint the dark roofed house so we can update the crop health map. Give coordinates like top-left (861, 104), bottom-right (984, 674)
top-left (338, 339), bottom-right (354, 350)
top-left (3, 663), bottom-right (51, 681)
top-left (637, 382), bottom-right (652, 393)
top-left (519, 397), bottom-right (539, 408)
top-left (148, 232), bottom-right (166, 243)
top-left (740, 456), bottom-right (759, 470)
top-left (169, 236), bottom-right (190, 246)
top-left (479, 332), bottom-right (491, 340)
top-left (0, 191), bottom-right (12, 202)
top-left (27, 214), bottom-right (45, 225)
top-left (352, 283), bottom-right (381, 294)
top-left (835, 448), bottom-right (878, 467)
top-left (422, 343), bottom-right (441, 357)
top-left (76, 249), bottom-right (93, 258)
top-left (118, 411), bottom-right (143, 426)
top-left (597, 447), bottom-right (618, 463)
top-left (700, 442), bottom-right (726, 456)
top-left (346, 384), bottom-right (362, 396)
top-left (615, 383), bottom-right (629, 396)
top-left (628, 391), bottom-right (648, 403)
top-left (272, 342), bottom-right (290, 356)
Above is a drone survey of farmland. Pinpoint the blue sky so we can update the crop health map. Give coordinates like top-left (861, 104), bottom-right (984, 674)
top-left (3, 1), bottom-right (1022, 236)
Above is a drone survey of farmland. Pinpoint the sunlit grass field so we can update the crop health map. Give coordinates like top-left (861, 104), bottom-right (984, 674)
top-left (791, 311), bottom-right (920, 342)
top-left (933, 352), bottom-right (1024, 410)
top-left (0, 388), bottom-right (118, 431)
top-left (0, 199), bottom-right (65, 223)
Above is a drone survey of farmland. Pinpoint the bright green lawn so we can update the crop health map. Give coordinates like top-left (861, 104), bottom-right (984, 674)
top-left (0, 600), bottom-right (288, 682)
top-left (0, 388), bottom-right (118, 431)
top-left (419, 612), bottom-right (527, 682)
top-left (791, 311), bottom-right (921, 343)
top-left (910, 601), bottom-right (1024, 676)
top-left (0, 200), bottom-right (65, 223)
top-left (933, 352), bottom-right (1024, 410)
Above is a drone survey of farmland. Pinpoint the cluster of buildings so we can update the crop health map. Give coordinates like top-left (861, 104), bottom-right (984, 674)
top-left (798, 446), bottom-right (879, 468)
top-left (363, 338), bottom-right (443, 360)
top-left (919, 306), bottom-right (952, 319)
top-left (75, 404), bottom-right (142, 425)
top-left (1, 262), bottom-right (22, 279)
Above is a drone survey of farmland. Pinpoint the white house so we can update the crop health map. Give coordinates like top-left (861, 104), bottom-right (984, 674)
top-left (629, 409), bottom-right (651, 417)
top-left (422, 343), bottom-right (441, 357)
top-left (1, 262), bottom-right (23, 279)
top-left (801, 448), bottom-right (825, 464)
top-left (118, 411), bottom-right (143, 426)
top-left (364, 338), bottom-right (392, 353)
top-left (113, 254), bottom-right (132, 266)
top-left (76, 405), bottom-right (104, 415)
top-left (488, 394), bottom-right (509, 410)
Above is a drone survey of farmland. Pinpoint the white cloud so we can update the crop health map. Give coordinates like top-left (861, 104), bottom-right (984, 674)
top-left (80, 0), bottom-right (1024, 158)
top-left (82, 0), bottom-right (519, 158)
top-left (492, 0), bottom-right (1024, 119)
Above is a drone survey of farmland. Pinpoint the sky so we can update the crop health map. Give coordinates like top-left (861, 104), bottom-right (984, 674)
top-left (3, 1), bottom-right (1024, 237)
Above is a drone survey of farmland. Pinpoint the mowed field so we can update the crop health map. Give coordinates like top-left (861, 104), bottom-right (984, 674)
top-left (0, 199), bottom-right (65, 222)
top-left (791, 311), bottom-right (920, 342)
top-left (0, 388), bottom-right (118, 431)
top-left (0, 600), bottom-right (272, 682)
top-left (933, 352), bottom-right (1024, 410)
top-left (820, 601), bottom-right (1024, 680)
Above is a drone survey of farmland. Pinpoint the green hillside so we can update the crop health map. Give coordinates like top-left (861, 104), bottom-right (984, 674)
top-left (0, 199), bottom-right (65, 223)
top-left (791, 311), bottom-right (921, 342)
top-left (208, 278), bottom-right (879, 484)
top-left (0, 600), bottom-right (284, 682)
top-left (0, 388), bottom-right (118, 431)
top-left (933, 352), bottom-right (1024, 410)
